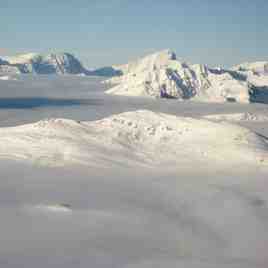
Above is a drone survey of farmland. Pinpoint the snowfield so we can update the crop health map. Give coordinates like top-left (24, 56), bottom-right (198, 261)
top-left (0, 110), bottom-right (267, 169)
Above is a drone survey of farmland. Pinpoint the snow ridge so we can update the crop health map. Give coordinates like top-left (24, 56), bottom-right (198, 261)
top-left (0, 110), bottom-right (267, 168)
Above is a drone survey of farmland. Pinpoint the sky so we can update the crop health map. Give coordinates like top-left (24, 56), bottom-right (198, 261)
top-left (0, 0), bottom-right (268, 68)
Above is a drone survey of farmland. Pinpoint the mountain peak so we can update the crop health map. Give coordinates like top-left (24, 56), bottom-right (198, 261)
top-left (105, 50), bottom-right (252, 103)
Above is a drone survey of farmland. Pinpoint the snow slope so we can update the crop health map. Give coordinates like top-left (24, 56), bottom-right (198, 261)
top-left (0, 110), bottom-right (267, 168)
top-left (105, 50), bottom-right (251, 103)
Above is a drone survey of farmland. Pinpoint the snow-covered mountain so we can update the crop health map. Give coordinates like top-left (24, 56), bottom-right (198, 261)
top-left (0, 110), bottom-right (267, 168)
top-left (105, 50), bottom-right (268, 103)
top-left (232, 61), bottom-right (268, 76)
top-left (1, 52), bottom-right (87, 75)
top-left (1, 50), bottom-right (268, 103)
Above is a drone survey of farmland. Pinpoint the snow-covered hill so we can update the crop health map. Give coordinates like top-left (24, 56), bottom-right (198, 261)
top-left (0, 110), bottom-right (267, 168)
top-left (1, 52), bottom-right (87, 75)
top-left (105, 50), bottom-right (268, 103)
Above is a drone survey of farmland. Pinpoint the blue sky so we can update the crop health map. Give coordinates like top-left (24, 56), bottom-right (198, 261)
top-left (1, 0), bottom-right (267, 67)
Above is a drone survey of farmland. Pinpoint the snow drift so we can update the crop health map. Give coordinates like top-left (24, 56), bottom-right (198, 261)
top-left (0, 110), bottom-right (267, 168)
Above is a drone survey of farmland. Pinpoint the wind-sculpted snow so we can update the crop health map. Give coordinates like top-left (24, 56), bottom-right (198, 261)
top-left (0, 110), bottom-right (267, 168)
top-left (105, 50), bottom-right (251, 103)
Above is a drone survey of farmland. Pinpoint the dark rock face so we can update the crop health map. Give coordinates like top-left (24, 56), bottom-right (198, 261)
top-left (249, 83), bottom-right (268, 104)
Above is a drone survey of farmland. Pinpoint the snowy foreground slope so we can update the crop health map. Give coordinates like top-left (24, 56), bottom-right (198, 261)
top-left (105, 50), bottom-right (268, 103)
top-left (0, 110), bottom-right (267, 168)
top-left (1, 76), bottom-right (268, 268)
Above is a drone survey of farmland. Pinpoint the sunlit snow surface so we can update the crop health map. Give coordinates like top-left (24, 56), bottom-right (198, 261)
top-left (0, 111), bottom-right (267, 168)
top-left (0, 75), bottom-right (268, 268)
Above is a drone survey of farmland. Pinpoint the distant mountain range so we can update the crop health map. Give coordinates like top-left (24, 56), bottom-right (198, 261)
top-left (0, 52), bottom-right (122, 77)
top-left (1, 50), bottom-right (268, 103)
top-left (105, 50), bottom-right (268, 103)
